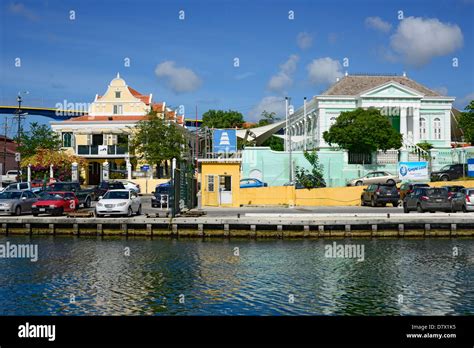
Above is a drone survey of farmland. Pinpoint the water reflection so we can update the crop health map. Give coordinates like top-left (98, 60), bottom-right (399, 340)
top-left (0, 236), bottom-right (472, 315)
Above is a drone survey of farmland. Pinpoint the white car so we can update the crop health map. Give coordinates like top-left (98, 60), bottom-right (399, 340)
top-left (115, 180), bottom-right (141, 193)
top-left (95, 189), bottom-right (142, 217)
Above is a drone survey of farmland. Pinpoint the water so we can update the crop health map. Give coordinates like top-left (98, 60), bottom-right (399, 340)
top-left (0, 236), bottom-right (473, 315)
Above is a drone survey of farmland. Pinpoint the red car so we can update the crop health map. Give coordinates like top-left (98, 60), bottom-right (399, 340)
top-left (31, 191), bottom-right (79, 216)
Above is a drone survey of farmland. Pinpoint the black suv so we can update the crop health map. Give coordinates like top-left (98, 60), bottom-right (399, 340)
top-left (431, 164), bottom-right (466, 181)
top-left (361, 183), bottom-right (400, 207)
top-left (94, 181), bottom-right (126, 200)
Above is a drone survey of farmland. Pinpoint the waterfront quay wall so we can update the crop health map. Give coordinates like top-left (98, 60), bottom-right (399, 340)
top-left (0, 215), bottom-right (473, 238)
top-left (238, 180), bottom-right (474, 207)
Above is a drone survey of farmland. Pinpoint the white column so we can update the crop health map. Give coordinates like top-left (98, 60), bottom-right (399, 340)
top-left (27, 164), bottom-right (31, 182)
top-left (413, 107), bottom-right (420, 144)
top-left (400, 107), bottom-right (407, 142)
top-left (49, 164), bottom-right (54, 179)
top-left (319, 109), bottom-right (326, 147)
top-left (444, 109), bottom-right (451, 143)
top-left (126, 158), bottom-right (132, 180)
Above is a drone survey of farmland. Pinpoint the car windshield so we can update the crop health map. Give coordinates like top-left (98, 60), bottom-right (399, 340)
top-left (102, 191), bottom-right (129, 200)
top-left (109, 183), bottom-right (124, 189)
top-left (46, 183), bottom-right (68, 191)
top-left (440, 165), bottom-right (453, 171)
top-left (39, 192), bottom-right (64, 201)
top-left (0, 191), bottom-right (21, 199)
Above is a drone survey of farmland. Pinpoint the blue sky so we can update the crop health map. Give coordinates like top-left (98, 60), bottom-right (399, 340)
top-left (0, 0), bottom-right (473, 134)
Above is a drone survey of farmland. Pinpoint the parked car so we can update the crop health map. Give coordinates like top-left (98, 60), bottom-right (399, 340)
top-left (451, 188), bottom-right (474, 213)
top-left (431, 164), bottom-right (466, 181)
top-left (32, 191), bottom-right (79, 216)
top-left (360, 183), bottom-right (399, 207)
top-left (0, 190), bottom-right (37, 215)
top-left (347, 171), bottom-right (400, 186)
top-left (45, 182), bottom-right (93, 208)
top-left (403, 187), bottom-right (450, 213)
top-left (442, 185), bottom-right (465, 200)
top-left (1, 170), bottom-right (21, 185)
top-left (152, 182), bottom-right (170, 208)
top-left (399, 182), bottom-right (430, 201)
top-left (115, 180), bottom-right (141, 193)
top-left (3, 182), bottom-right (43, 194)
top-left (95, 189), bottom-right (142, 217)
top-left (94, 181), bottom-right (126, 200)
top-left (240, 178), bottom-right (268, 188)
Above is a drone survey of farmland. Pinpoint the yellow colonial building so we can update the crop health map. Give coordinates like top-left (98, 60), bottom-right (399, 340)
top-left (51, 74), bottom-right (183, 185)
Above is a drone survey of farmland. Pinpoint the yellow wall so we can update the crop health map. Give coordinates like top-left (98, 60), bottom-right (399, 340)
top-left (239, 186), bottom-right (295, 206)
top-left (134, 178), bottom-right (169, 194)
top-left (201, 161), bottom-right (241, 207)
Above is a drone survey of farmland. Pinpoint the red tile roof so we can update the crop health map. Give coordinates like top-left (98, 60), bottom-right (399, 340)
top-left (152, 103), bottom-right (164, 112)
top-left (127, 87), bottom-right (151, 104)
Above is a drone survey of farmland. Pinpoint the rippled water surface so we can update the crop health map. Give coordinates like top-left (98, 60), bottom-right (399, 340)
top-left (0, 236), bottom-right (473, 315)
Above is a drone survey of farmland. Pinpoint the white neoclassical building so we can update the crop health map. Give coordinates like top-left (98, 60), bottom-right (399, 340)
top-left (288, 73), bottom-right (455, 155)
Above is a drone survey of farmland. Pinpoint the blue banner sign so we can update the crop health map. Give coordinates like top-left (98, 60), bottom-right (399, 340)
top-left (213, 129), bottom-right (237, 153)
top-left (398, 161), bottom-right (428, 181)
top-left (467, 158), bottom-right (474, 177)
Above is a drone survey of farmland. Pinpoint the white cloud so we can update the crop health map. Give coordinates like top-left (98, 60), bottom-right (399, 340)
top-left (8, 2), bottom-right (38, 21)
top-left (267, 55), bottom-right (299, 93)
top-left (307, 57), bottom-right (343, 85)
top-left (365, 16), bottom-right (392, 33)
top-left (456, 92), bottom-right (474, 108)
top-left (296, 32), bottom-right (313, 49)
top-left (390, 17), bottom-right (463, 67)
top-left (249, 96), bottom-right (286, 121)
top-left (154, 61), bottom-right (202, 93)
top-left (432, 86), bottom-right (448, 96)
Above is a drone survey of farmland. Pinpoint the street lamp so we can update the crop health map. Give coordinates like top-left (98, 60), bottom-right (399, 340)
top-left (16, 91), bottom-right (29, 182)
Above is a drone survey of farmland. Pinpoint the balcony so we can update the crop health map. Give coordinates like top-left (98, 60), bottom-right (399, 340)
top-left (77, 145), bottom-right (128, 157)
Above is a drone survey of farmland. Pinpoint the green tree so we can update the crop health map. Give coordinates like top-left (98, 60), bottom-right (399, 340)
top-left (458, 100), bottom-right (474, 144)
top-left (295, 150), bottom-right (326, 189)
top-left (261, 136), bottom-right (284, 151)
top-left (129, 111), bottom-right (187, 178)
top-left (17, 122), bottom-right (61, 158)
top-left (202, 109), bottom-right (244, 128)
top-left (323, 107), bottom-right (402, 154)
top-left (257, 110), bottom-right (280, 127)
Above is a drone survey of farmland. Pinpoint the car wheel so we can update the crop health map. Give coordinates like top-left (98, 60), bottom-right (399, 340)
top-left (441, 175), bottom-right (449, 182)
top-left (417, 203), bottom-right (424, 213)
top-left (136, 205), bottom-right (142, 216)
top-left (392, 201), bottom-right (399, 207)
top-left (462, 205), bottom-right (467, 213)
top-left (127, 207), bottom-right (133, 217)
top-left (386, 179), bottom-right (395, 185)
top-left (403, 203), bottom-right (409, 213)
top-left (355, 181), bottom-right (363, 186)
top-left (13, 206), bottom-right (21, 216)
top-left (84, 197), bottom-right (91, 208)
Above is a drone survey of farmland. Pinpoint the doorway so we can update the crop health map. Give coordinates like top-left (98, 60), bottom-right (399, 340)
top-left (218, 175), bottom-right (232, 205)
top-left (88, 162), bottom-right (101, 185)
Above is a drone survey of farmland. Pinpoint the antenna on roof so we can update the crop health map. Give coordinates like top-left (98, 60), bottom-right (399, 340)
top-left (402, 71), bottom-right (407, 77)
top-left (116, 72), bottom-right (120, 79)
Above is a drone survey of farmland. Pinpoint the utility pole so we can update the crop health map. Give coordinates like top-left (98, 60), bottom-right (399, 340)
top-left (15, 92), bottom-right (28, 182)
top-left (3, 117), bottom-right (8, 175)
top-left (287, 97), bottom-right (293, 182)
top-left (285, 97), bottom-right (289, 152)
top-left (303, 97), bottom-right (307, 152)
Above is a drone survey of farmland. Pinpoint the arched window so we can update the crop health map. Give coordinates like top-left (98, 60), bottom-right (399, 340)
top-left (433, 118), bottom-right (442, 140)
top-left (420, 118), bottom-right (427, 140)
